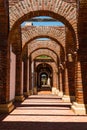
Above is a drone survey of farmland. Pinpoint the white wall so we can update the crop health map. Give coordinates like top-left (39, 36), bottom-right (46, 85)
top-left (10, 51), bottom-right (16, 101)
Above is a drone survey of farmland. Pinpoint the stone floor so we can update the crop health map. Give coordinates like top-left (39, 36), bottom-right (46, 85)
top-left (0, 93), bottom-right (87, 130)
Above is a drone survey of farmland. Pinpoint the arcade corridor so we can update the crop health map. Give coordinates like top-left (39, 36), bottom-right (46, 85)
top-left (0, 94), bottom-right (87, 130)
top-left (0, 1), bottom-right (87, 129)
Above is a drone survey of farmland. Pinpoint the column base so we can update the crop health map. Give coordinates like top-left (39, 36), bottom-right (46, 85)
top-left (58, 91), bottom-right (63, 97)
top-left (62, 95), bottom-right (70, 102)
top-left (55, 89), bottom-right (59, 95)
top-left (15, 95), bottom-right (25, 102)
top-left (24, 92), bottom-right (30, 98)
top-left (0, 102), bottom-right (14, 113)
top-left (70, 96), bottom-right (75, 102)
top-left (29, 90), bottom-right (33, 95)
top-left (33, 87), bottom-right (37, 95)
top-left (52, 87), bottom-right (59, 95)
top-left (71, 102), bottom-right (87, 115)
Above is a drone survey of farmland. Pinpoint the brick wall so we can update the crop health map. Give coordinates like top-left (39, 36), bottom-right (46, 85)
top-left (0, 0), bottom-right (10, 103)
top-left (22, 26), bottom-right (65, 48)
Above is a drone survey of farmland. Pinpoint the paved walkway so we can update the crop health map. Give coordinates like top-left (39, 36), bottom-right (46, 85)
top-left (0, 94), bottom-right (87, 130)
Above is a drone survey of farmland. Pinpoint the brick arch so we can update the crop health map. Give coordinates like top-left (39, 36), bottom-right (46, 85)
top-left (36, 62), bottom-right (58, 73)
top-left (31, 49), bottom-right (57, 64)
top-left (9, 0), bottom-right (76, 31)
top-left (9, 0), bottom-right (77, 47)
top-left (28, 40), bottom-right (61, 60)
top-left (22, 26), bottom-right (65, 49)
top-left (36, 61), bottom-right (58, 88)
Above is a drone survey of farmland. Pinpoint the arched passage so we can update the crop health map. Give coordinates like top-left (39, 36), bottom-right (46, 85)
top-left (31, 48), bottom-right (58, 64)
top-left (9, 0), bottom-right (77, 35)
top-left (22, 26), bottom-right (65, 48)
top-left (36, 63), bottom-right (53, 93)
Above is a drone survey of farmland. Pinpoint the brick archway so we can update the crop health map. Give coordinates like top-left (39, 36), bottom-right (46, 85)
top-left (36, 62), bottom-right (58, 74)
top-left (27, 40), bottom-right (61, 60)
top-left (8, 0), bottom-right (77, 50)
top-left (36, 62), bottom-right (58, 92)
top-left (31, 48), bottom-right (58, 64)
top-left (22, 26), bottom-right (65, 48)
top-left (9, 0), bottom-right (77, 33)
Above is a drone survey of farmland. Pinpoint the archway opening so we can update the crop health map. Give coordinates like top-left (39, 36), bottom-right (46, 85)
top-left (36, 62), bottom-right (53, 94)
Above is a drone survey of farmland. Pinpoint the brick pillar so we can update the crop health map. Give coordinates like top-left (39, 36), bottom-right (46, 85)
top-left (29, 55), bottom-right (32, 95)
top-left (23, 46), bottom-right (29, 98)
top-left (62, 68), bottom-right (70, 102)
top-left (72, 53), bottom-right (86, 115)
top-left (23, 59), bottom-right (28, 97)
top-left (58, 70), bottom-right (63, 97)
top-left (15, 27), bottom-right (25, 102)
top-left (67, 62), bottom-right (76, 102)
top-left (52, 71), bottom-right (58, 95)
top-left (72, 0), bottom-right (87, 115)
top-left (27, 58), bottom-right (29, 94)
top-left (31, 61), bottom-right (36, 95)
top-left (15, 51), bottom-right (25, 101)
top-left (64, 68), bottom-right (69, 95)
top-left (0, 0), bottom-right (14, 113)
top-left (56, 72), bottom-right (59, 95)
top-left (33, 61), bottom-right (37, 95)
top-left (53, 71), bottom-right (57, 88)
top-left (75, 61), bottom-right (84, 104)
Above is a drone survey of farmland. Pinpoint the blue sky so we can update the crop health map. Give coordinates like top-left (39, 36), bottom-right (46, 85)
top-left (36, 38), bottom-right (50, 40)
top-left (21, 16), bottom-right (64, 27)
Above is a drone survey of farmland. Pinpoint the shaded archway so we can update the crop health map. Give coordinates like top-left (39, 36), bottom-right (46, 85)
top-left (9, 0), bottom-right (77, 36)
top-left (31, 48), bottom-right (58, 64)
top-left (36, 63), bottom-right (53, 93)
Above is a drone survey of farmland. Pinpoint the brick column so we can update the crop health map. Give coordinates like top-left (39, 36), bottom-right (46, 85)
top-left (15, 52), bottom-right (25, 102)
top-left (31, 61), bottom-right (36, 95)
top-left (15, 27), bottom-right (25, 102)
top-left (23, 46), bottom-right (29, 98)
top-left (72, 0), bottom-right (87, 115)
top-left (52, 71), bottom-right (58, 95)
top-left (62, 68), bottom-right (70, 102)
top-left (33, 61), bottom-right (37, 95)
top-left (58, 70), bottom-right (63, 97)
top-left (23, 59), bottom-right (28, 97)
top-left (27, 58), bottom-right (29, 94)
top-left (29, 55), bottom-right (32, 95)
top-left (72, 53), bottom-right (86, 115)
top-left (56, 71), bottom-right (59, 95)
top-left (0, 0), bottom-right (14, 113)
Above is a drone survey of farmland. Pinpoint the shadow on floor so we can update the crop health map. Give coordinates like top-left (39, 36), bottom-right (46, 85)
top-left (0, 121), bottom-right (87, 130)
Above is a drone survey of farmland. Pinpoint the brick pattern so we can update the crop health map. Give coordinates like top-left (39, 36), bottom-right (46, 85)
top-left (65, 27), bottom-right (75, 97)
top-left (23, 46), bottom-right (28, 95)
top-left (78, 0), bottom-right (87, 50)
top-left (59, 71), bottom-right (63, 92)
top-left (36, 61), bottom-right (58, 88)
top-left (9, 0), bottom-right (77, 34)
top-left (22, 26), bottom-right (65, 48)
top-left (28, 40), bottom-right (61, 61)
top-left (31, 49), bottom-right (57, 64)
top-left (14, 27), bottom-right (23, 96)
top-left (29, 55), bottom-right (32, 92)
top-left (64, 68), bottom-right (69, 95)
top-left (0, 0), bottom-right (10, 104)
top-left (75, 61), bottom-right (84, 104)
top-left (77, 1), bottom-right (87, 104)
top-left (36, 62), bottom-right (58, 73)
